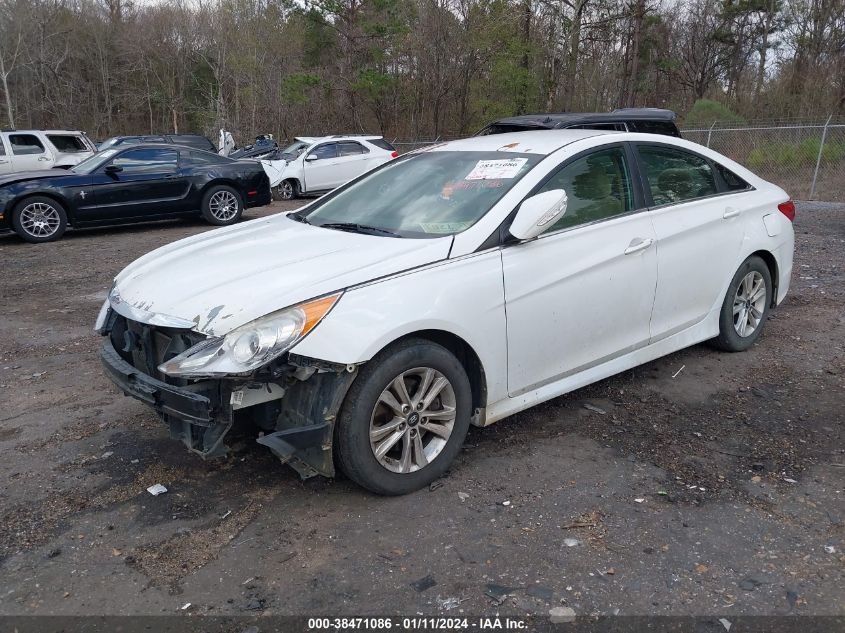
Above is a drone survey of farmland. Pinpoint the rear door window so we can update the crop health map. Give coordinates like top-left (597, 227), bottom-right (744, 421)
top-left (48, 135), bottom-right (88, 152)
top-left (338, 142), bottom-right (368, 156)
top-left (636, 145), bottom-right (719, 206)
top-left (10, 134), bottom-right (46, 155)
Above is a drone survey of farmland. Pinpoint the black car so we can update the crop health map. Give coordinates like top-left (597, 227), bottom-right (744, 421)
top-left (0, 145), bottom-right (271, 243)
top-left (98, 134), bottom-right (217, 152)
top-left (476, 107), bottom-right (681, 137)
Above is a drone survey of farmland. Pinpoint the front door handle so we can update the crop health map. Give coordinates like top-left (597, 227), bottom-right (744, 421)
top-left (624, 237), bottom-right (655, 255)
top-left (38, 156), bottom-right (50, 161)
top-left (723, 207), bottom-right (741, 219)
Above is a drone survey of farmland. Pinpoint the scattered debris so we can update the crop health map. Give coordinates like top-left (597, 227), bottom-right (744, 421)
top-left (583, 403), bottom-right (606, 415)
top-left (410, 575), bottom-right (436, 592)
top-left (100, 451), bottom-right (113, 459)
top-left (672, 365), bottom-right (686, 379)
top-left (457, 492), bottom-right (469, 502)
top-left (824, 545), bottom-right (836, 554)
top-left (563, 538), bottom-right (581, 547)
top-left (180, 603), bottom-right (191, 610)
top-left (46, 548), bottom-right (61, 559)
top-left (784, 477), bottom-right (798, 484)
top-left (220, 510), bottom-right (232, 520)
top-left (501, 500), bottom-right (511, 507)
top-left (436, 596), bottom-right (462, 610)
top-left (738, 577), bottom-right (762, 591)
top-left (719, 618), bottom-right (732, 631)
top-left (146, 484), bottom-right (168, 496)
top-left (549, 606), bottom-right (576, 623)
top-left (634, 498), bottom-right (645, 503)
top-left (429, 481), bottom-right (444, 492)
top-left (485, 583), bottom-right (515, 599)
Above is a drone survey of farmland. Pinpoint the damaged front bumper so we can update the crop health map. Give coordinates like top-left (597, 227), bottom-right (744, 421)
top-left (99, 324), bottom-right (356, 479)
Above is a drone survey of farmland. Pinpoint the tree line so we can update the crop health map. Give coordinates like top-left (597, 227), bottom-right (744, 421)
top-left (0, 0), bottom-right (843, 144)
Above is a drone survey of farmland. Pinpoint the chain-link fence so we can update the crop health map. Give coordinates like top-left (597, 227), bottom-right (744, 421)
top-left (391, 118), bottom-right (845, 202)
top-left (681, 117), bottom-right (845, 202)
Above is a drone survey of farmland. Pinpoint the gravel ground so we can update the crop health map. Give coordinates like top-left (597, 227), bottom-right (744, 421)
top-left (0, 201), bottom-right (842, 619)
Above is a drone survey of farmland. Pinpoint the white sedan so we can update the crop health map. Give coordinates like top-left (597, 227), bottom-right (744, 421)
top-left (260, 135), bottom-right (398, 199)
top-left (96, 130), bottom-right (795, 495)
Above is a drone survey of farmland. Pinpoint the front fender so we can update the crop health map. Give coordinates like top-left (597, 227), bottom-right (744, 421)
top-left (290, 250), bottom-right (510, 406)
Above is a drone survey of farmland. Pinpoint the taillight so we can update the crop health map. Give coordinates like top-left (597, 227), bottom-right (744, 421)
top-left (777, 200), bottom-right (795, 222)
top-left (390, 151), bottom-right (399, 158)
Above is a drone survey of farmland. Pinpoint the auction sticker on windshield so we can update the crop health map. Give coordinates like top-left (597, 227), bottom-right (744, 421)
top-left (465, 158), bottom-right (528, 180)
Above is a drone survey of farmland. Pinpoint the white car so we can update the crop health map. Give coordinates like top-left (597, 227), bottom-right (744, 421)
top-left (260, 135), bottom-right (398, 199)
top-left (0, 130), bottom-right (97, 174)
top-left (96, 130), bottom-right (795, 495)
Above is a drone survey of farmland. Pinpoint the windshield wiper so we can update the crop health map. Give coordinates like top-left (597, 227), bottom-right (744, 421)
top-left (289, 211), bottom-right (310, 224)
top-left (317, 222), bottom-right (403, 238)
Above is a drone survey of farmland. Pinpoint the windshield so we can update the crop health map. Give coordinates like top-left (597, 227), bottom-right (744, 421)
top-left (299, 151), bottom-right (540, 238)
top-left (71, 149), bottom-right (119, 174)
top-left (97, 137), bottom-right (119, 150)
top-left (281, 141), bottom-right (309, 156)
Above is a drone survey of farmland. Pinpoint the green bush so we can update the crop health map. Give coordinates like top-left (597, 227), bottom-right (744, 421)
top-left (683, 99), bottom-right (745, 127)
top-left (747, 138), bottom-right (845, 169)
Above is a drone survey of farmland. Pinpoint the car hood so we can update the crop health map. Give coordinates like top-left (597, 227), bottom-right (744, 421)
top-left (0, 170), bottom-right (68, 187)
top-left (112, 214), bottom-right (453, 336)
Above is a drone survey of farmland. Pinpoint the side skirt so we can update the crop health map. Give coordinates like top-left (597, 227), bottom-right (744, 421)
top-left (481, 308), bottom-right (720, 426)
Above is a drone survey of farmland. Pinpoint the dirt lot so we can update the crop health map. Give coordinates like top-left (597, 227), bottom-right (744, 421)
top-left (0, 200), bottom-right (842, 619)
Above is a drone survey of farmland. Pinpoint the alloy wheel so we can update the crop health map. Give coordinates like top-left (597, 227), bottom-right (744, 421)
top-left (369, 367), bottom-right (457, 474)
top-left (208, 190), bottom-right (239, 221)
top-left (279, 181), bottom-right (294, 199)
top-left (19, 202), bottom-right (61, 238)
top-left (733, 270), bottom-right (766, 337)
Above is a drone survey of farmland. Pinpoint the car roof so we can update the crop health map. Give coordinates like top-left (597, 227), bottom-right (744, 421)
top-left (425, 129), bottom-right (616, 155)
top-left (3, 129), bottom-right (86, 134)
top-left (102, 143), bottom-right (221, 153)
top-left (489, 108), bottom-right (676, 129)
top-left (295, 135), bottom-right (383, 144)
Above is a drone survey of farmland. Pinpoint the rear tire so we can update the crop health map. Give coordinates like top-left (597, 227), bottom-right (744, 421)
top-left (11, 196), bottom-right (68, 243)
top-left (201, 185), bottom-right (243, 226)
top-left (711, 255), bottom-right (772, 352)
top-left (334, 338), bottom-right (472, 495)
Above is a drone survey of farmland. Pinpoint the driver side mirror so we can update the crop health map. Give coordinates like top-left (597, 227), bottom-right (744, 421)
top-left (509, 189), bottom-right (568, 241)
top-left (104, 164), bottom-right (123, 175)
top-left (304, 154), bottom-right (318, 162)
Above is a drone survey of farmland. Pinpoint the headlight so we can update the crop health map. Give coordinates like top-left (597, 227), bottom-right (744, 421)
top-left (93, 298), bottom-right (111, 333)
top-left (158, 293), bottom-right (341, 377)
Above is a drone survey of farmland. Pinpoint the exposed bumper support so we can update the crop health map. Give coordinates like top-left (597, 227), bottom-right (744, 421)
top-left (100, 341), bottom-right (215, 426)
top-left (100, 339), bottom-right (358, 478)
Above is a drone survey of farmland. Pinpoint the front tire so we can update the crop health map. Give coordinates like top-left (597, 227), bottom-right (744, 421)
top-left (335, 338), bottom-right (472, 495)
top-left (11, 196), bottom-right (68, 243)
top-left (711, 255), bottom-right (772, 352)
top-left (278, 179), bottom-right (299, 200)
top-left (201, 185), bottom-right (243, 226)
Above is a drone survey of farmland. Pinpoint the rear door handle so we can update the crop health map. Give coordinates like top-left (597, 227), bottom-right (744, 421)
top-left (624, 237), bottom-right (655, 255)
top-left (723, 207), bottom-right (741, 219)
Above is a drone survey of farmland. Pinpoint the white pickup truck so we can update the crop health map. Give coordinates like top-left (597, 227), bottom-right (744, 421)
top-left (0, 130), bottom-right (97, 174)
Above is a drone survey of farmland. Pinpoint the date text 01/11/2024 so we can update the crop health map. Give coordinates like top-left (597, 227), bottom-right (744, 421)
top-left (306, 617), bottom-right (529, 630)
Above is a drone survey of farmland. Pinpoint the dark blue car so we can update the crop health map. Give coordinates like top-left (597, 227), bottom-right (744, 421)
top-left (0, 144), bottom-right (271, 243)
